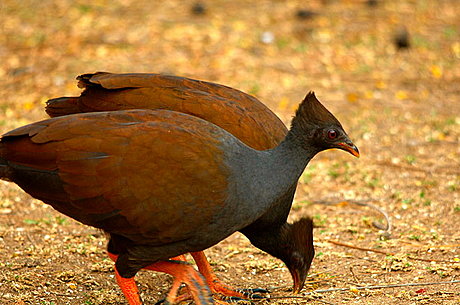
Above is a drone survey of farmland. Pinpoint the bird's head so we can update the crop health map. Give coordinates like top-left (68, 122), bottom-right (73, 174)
top-left (289, 92), bottom-right (359, 158)
top-left (278, 217), bottom-right (315, 293)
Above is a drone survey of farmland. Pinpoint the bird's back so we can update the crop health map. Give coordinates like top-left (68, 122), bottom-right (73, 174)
top-left (0, 109), bottom-right (252, 248)
top-left (46, 72), bottom-right (288, 151)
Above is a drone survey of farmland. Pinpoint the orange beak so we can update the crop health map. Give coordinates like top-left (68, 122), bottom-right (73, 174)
top-left (337, 142), bottom-right (360, 158)
top-left (290, 268), bottom-right (307, 294)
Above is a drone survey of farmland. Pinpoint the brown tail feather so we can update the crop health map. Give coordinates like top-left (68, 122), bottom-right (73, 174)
top-left (0, 155), bottom-right (11, 181)
top-left (76, 72), bottom-right (109, 89)
top-left (45, 97), bottom-right (80, 117)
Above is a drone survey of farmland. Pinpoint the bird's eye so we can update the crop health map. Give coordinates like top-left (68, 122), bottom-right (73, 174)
top-left (327, 129), bottom-right (337, 139)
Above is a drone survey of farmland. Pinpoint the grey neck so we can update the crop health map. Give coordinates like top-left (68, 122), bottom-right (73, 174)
top-left (227, 130), bottom-right (317, 218)
top-left (254, 135), bottom-right (317, 203)
top-left (223, 126), bottom-right (321, 230)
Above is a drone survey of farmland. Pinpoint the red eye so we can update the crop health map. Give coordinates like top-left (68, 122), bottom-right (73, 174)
top-left (327, 130), bottom-right (337, 139)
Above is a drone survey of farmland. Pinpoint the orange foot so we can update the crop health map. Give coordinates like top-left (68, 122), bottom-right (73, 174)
top-left (155, 252), bottom-right (269, 304)
top-left (191, 252), bottom-right (269, 302)
top-left (108, 252), bottom-right (213, 305)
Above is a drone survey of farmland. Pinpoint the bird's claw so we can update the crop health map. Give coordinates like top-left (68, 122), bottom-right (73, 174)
top-left (154, 299), bottom-right (167, 305)
top-left (214, 295), bottom-right (253, 304)
top-left (236, 287), bottom-right (270, 299)
top-left (171, 285), bottom-right (268, 304)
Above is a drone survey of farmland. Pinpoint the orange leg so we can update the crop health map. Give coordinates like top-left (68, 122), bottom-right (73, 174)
top-left (191, 251), bottom-right (268, 301)
top-left (108, 252), bottom-right (143, 305)
top-left (146, 260), bottom-right (212, 304)
top-left (108, 252), bottom-right (213, 305)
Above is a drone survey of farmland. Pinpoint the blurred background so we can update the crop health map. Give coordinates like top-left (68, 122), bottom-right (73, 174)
top-left (1, 0), bottom-right (459, 304)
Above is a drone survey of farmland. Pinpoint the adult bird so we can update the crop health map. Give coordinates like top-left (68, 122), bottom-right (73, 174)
top-left (44, 73), bottom-right (358, 303)
top-left (1, 91), bottom-right (358, 304)
top-left (46, 72), bottom-right (293, 302)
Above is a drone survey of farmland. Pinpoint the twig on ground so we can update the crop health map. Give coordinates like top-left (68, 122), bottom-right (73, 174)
top-left (25, 233), bottom-right (36, 248)
top-left (310, 268), bottom-right (338, 277)
top-left (373, 161), bottom-right (431, 174)
top-left (407, 256), bottom-right (459, 263)
top-left (308, 279), bottom-right (460, 293)
top-left (334, 278), bottom-right (365, 288)
top-left (267, 271), bottom-right (340, 291)
top-left (400, 241), bottom-right (460, 248)
top-left (263, 280), bottom-right (460, 302)
top-left (374, 160), bottom-right (460, 175)
top-left (304, 276), bottom-right (338, 285)
top-left (314, 299), bottom-right (336, 305)
top-left (266, 284), bottom-right (291, 291)
top-left (328, 240), bottom-right (459, 263)
top-left (327, 240), bottom-right (394, 255)
top-left (345, 200), bottom-right (391, 232)
top-left (267, 276), bottom-right (339, 292)
top-left (348, 266), bottom-right (363, 286)
top-left (309, 199), bottom-right (391, 232)
top-left (264, 295), bottom-right (336, 305)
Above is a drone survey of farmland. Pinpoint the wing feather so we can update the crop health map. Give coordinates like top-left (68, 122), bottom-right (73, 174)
top-left (1, 110), bottom-right (230, 244)
top-left (46, 72), bottom-right (287, 150)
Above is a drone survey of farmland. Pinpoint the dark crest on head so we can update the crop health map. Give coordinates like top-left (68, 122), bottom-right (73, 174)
top-left (291, 92), bottom-right (342, 132)
top-left (291, 217), bottom-right (314, 247)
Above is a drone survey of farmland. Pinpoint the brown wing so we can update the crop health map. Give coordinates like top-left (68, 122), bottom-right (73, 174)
top-left (1, 110), bottom-right (229, 244)
top-left (45, 72), bottom-right (287, 150)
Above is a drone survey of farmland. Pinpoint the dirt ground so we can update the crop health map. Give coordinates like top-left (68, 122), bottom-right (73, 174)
top-left (0, 0), bottom-right (459, 304)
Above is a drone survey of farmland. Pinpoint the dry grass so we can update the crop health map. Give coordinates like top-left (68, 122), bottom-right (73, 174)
top-left (0, 0), bottom-right (459, 304)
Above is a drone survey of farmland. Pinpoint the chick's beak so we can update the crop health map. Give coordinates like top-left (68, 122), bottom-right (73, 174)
top-left (337, 141), bottom-right (360, 158)
top-left (290, 268), bottom-right (307, 294)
